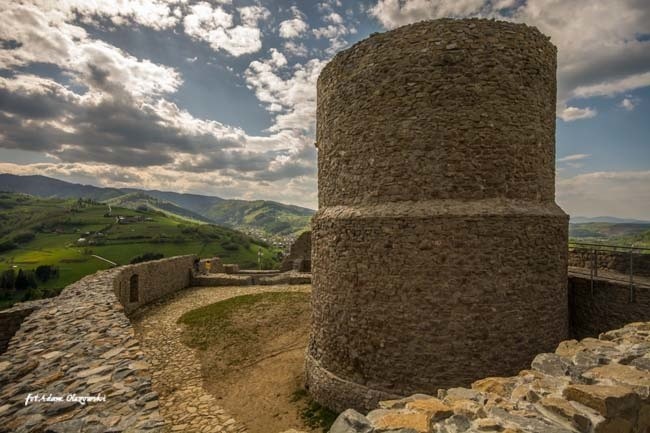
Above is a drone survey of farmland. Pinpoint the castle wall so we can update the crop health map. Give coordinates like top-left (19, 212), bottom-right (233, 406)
top-left (569, 275), bottom-right (650, 339)
top-left (0, 255), bottom-right (198, 433)
top-left (113, 255), bottom-right (195, 315)
top-left (308, 18), bottom-right (569, 412)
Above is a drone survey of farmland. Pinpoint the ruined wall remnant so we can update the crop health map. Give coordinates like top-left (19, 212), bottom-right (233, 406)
top-left (280, 231), bottom-right (312, 272)
top-left (307, 18), bottom-right (569, 412)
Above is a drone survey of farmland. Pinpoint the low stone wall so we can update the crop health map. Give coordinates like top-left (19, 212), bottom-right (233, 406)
top-left (113, 255), bottom-right (195, 315)
top-left (0, 299), bottom-right (48, 354)
top-left (0, 255), bottom-right (200, 433)
top-left (192, 271), bottom-right (312, 287)
top-left (569, 248), bottom-right (650, 277)
top-left (328, 321), bottom-right (650, 433)
top-left (569, 274), bottom-right (650, 340)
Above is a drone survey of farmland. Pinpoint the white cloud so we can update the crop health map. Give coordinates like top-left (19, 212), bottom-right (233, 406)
top-left (0, 0), bottom-right (320, 208)
top-left (619, 96), bottom-right (640, 111)
top-left (0, 4), bottom-right (181, 99)
top-left (557, 154), bottom-right (591, 163)
top-left (182, 2), bottom-right (262, 56)
top-left (557, 171), bottom-right (650, 220)
top-left (245, 52), bottom-right (326, 134)
top-left (325, 12), bottom-right (344, 24)
top-left (25, 0), bottom-right (181, 30)
top-left (239, 5), bottom-right (271, 26)
top-left (284, 41), bottom-right (309, 57)
top-left (279, 18), bottom-right (309, 39)
top-left (572, 72), bottom-right (650, 99)
top-left (369, 0), bottom-right (488, 28)
top-left (558, 106), bottom-right (597, 122)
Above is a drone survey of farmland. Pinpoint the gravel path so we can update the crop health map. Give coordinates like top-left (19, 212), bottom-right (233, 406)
top-left (131, 285), bottom-right (311, 433)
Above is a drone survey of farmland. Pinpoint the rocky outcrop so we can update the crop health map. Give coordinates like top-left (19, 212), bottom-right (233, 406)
top-left (328, 322), bottom-right (650, 433)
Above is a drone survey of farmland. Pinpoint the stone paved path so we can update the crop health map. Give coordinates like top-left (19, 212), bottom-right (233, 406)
top-left (131, 284), bottom-right (311, 433)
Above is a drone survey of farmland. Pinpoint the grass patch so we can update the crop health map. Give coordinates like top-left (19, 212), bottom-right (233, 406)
top-left (177, 291), bottom-right (308, 353)
top-left (291, 389), bottom-right (338, 432)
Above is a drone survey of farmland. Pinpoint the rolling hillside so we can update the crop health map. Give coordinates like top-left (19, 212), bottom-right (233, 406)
top-left (0, 192), bottom-right (281, 309)
top-left (569, 222), bottom-right (650, 248)
top-left (0, 174), bottom-right (313, 236)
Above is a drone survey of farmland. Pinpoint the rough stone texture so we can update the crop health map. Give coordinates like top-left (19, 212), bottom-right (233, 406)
top-left (0, 299), bottom-right (47, 354)
top-left (281, 231), bottom-right (312, 272)
top-left (328, 322), bottom-right (650, 433)
top-left (308, 18), bottom-right (568, 412)
top-left (0, 269), bottom-right (165, 433)
top-left (223, 264), bottom-right (240, 274)
top-left (569, 274), bottom-right (650, 340)
top-left (114, 255), bottom-right (196, 315)
top-left (569, 248), bottom-right (650, 277)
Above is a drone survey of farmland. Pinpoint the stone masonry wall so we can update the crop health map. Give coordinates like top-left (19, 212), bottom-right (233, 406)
top-left (569, 249), bottom-right (650, 277)
top-left (308, 18), bottom-right (568, 412)
top-left (0, 255), bottom-right (199, 433)
top-left (114, 255), bottom-right (195, 315)
top-left (328, 321), bottom-right (650, 433)
top-left (280, 231), bottom-right (312, 272)
top-left (569, 275), bottom-right (650, 340)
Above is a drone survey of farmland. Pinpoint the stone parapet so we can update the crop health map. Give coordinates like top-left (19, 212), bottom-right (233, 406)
top-left (569, 248), bottom-right (650, 277)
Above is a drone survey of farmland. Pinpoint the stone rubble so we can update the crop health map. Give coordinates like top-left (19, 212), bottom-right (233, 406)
top-left (327, 322), bottom-right (650, 433)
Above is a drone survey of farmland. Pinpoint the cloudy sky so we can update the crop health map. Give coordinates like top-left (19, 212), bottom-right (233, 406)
top-left (0, 0), bottom-right (648, 218)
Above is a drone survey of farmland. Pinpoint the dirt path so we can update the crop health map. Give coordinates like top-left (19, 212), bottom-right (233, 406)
top-left (131, 285), bottom-right (312, 433)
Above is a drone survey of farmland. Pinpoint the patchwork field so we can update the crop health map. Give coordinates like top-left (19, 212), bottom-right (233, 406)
top-left (0, 193), bottom-right (281, 309)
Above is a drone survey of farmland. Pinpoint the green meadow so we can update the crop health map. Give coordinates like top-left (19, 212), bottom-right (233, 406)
top-left (0, 193), bottom-right (281, 309)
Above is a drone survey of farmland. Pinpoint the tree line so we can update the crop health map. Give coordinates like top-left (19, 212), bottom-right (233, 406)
top-left (0, 265), bottom-right (60, 301)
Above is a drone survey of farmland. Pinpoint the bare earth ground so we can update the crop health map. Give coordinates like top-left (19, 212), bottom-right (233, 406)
top-left (132, 285), bottom-right (318, 433)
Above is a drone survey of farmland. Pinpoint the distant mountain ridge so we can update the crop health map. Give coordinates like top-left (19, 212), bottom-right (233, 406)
top-left (570, 216), bottom-right (650, 224)
top-left (0, 174), bottom-right (313, 236)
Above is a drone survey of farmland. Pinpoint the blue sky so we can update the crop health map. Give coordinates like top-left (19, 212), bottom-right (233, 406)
top-left (0, 0), bottom-right (648, 218)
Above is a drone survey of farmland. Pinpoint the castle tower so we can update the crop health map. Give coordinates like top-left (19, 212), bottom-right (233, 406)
top-left (306, 19), bottom-right (569, 412)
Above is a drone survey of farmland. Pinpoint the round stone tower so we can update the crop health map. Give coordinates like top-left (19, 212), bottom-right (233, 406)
top-left (306, 19), bottom-right (569, 412)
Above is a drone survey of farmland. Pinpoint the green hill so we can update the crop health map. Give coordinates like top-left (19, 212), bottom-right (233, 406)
top-left (0, 192), bottom-right (281, 309)
top-left (104, 192), bottom-right (213, 224)
top-left (0, 174), bottom-right (313, 237)
top-left (569, 222), bottom-right (650, 248)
